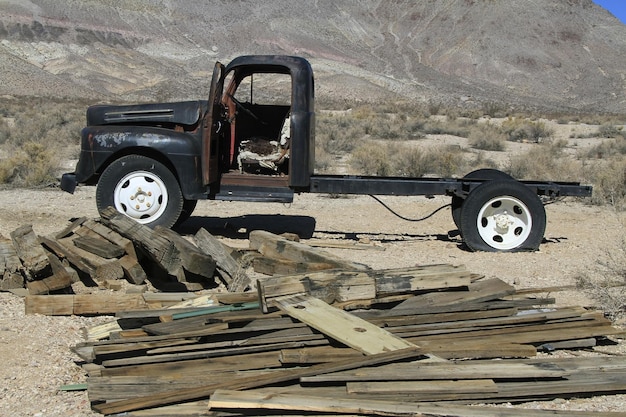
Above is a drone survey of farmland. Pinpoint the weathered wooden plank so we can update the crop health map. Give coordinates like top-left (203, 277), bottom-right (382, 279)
top-left (346, 379), bottom-right (498, 394)
top-left (252, 255), bottom-right (335, 276)
top-left (280, 342), bottom-right (536, 363)
top-left (193, 227), bottom-right (248, 290)
top-left (385, 307), bottom-right (591, 338)
top-left (54, 216), bottom-right (88, 239)
top-left (118, 254), bottom-right (147, 285)
top-left (359, 306), bottom-right (520, 327)
top-left (73, 234), bottom-right (126, 259)
top-left (39, 235), bottom-right (95, 276)
top-left (10, 224), bottom-right (50, 279)
top-left (80, 219), bottom-right (138, 259)
top-left (154, 226), bottom-right (216, 283)
top-left (300, 359), bottom-right (568, 383)
top-left (25, 270), bottom-right (73, 294)
top-left (374, 264), bottom-right (472, 296)
top-left (392, 277), bottom-right (516, 310)
top-left (99, 207), bottom-right (181, 276)
top-left (258, 265), bottom-right (472, 312)
top-left (100, 339), bottom-right (328, 368)
top-left (258, 270), bottom-right (376, 311)
top-left (249, 230), bottom-right (368, 271)
top-left (25, 294), bottom-right (150, 315)
top-left (208, 389), bottom-right (626, 417)
top-left (24, 294), bottom-right (74, 315)
top-left (100, 351), bottom-right (284, 378)
top-left (273, 294), bottom-right (419, 355)
top-left (406, 319), bottom-right (621, 345)
top-left (0, 238), bottom-right (24, 290)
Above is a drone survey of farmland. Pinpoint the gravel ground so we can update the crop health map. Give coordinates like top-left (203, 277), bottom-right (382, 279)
top-left (1, 186), bottom-right (625, 415)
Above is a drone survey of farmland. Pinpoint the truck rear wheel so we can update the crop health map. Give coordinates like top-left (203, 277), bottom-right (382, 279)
top-left (452, 169), bottom-right (513, 228)
top-left (96, 155), bottom-right (183, 229)
top-left (459, 180), bottom-right (546, 252)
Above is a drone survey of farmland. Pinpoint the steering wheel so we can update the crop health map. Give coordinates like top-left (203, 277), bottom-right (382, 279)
top-left (227, 93), bottom-right (265, 124)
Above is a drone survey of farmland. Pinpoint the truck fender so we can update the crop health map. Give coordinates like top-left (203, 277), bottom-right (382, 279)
top-left (74, 126), bottom-right (205, 198)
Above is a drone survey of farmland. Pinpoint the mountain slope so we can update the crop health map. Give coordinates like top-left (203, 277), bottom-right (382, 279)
top-left (1, 0), bottom-right (625, 112)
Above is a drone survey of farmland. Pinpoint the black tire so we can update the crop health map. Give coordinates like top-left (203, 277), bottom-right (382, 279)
top-left (175, 199), bottom-right (198, 226)
top-left (452, 169), bottom-right (513, 228)
top-left (459, 179), bottom-right (546, 252)
top-left (96, 155), bottom-right (183, 229)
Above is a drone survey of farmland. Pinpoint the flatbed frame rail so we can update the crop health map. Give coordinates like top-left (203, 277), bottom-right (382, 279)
top-left (309, 175), bottom-right (593, 199)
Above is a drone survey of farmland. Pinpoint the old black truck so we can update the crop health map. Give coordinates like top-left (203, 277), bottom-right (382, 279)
top-left (61, 55), bottom-right (592, 252)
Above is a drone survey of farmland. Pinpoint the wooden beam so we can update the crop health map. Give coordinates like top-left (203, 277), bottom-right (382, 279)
top-left (273, 294), bottom-right (419, 355)
top-left (249, 230), bottom-right (368, 271)
top-left (25, 294), bottom-right (150, 315)
top-left (193, 227), bottom-right (248, 291)
top-left (208, 389), bottom-right (626, 417)
top-left (10, 224), bottom-right (50, 279)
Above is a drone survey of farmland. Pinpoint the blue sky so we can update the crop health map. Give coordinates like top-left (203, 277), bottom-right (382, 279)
top-left (593, 0), bottom-right (626, 24)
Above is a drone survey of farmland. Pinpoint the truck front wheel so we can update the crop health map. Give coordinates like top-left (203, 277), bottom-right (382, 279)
top-left (96, 155), bottom-right (183, 229)
top-left (459, 180), bottom-right (546, 252)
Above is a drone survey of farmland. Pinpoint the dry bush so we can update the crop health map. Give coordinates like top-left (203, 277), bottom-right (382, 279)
top-left (585, 137), bottom-right (626, 159)
top-left (315, 114), bottom-right (362, 154)
top-left (576, 237), bottom-right (626, 321)
top-left (421, 118), bottom-right (474, 137)
top-left (349, 142), bottom-right (395, 176)
top-left (469, 123), bottom-right (507, 151)
top-left (0, 142), bottom-right (58, 186)
top-left (507, 139), bottom-right (580, 181)
top-left (350, 142), bottom-right (470, 178)
top-left (0, 98), bottom-right (85, 187)
top-left (585, 156), bottom-right (626, 208)
top-left (501, 117), bottom-right (554, 143)
top-left (597, 123), bottom-right (625, 139)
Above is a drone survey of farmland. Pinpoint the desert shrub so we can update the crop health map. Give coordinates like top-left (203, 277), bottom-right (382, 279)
top-left (469, 123), bottom-right (506, 151)
top-left (0, 142), bottom-right (58, 186)
top-left (394, 147), bottom-right (431, 178)
top-left (576, 240), bottom-right (626, 320)
top-left (501, 117), bottom-right (554, 143)
top-left (0, 98), bottom-right (86, 187)
top-left (507, 139), bottom-right (579, 181)
top-left (469, 151), bottom-right (499, 170)
top-left (314, 143), bottom-right (334, 173)
top-left (316, 115), bottom-right (362, 154)
top-left (427, 100), bottom-right (442, 116)
top-left (481, 101), bottom-right (507, 118)
top-left (585, 137), bottom-right (626, 159)
top-left (426, 145), bottom-right (469, 177)
top-left (349, 142), bottom-right (395, 176)
top-left (0, 118), bottom-right (11, 144)
top-left (598, 123), bottom-right (624, 139)
top-left (585, 156), bottom-right (626, 207)
top-left (421, 118), bottom-right (474, 137)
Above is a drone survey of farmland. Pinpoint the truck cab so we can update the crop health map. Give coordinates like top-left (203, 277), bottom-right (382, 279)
top-left (62, 55), bottom-right (315, 228)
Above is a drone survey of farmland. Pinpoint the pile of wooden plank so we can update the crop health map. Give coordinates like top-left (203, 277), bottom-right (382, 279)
top-left (4, 209), bottom-right (626, 416)
top-left (2, 206), bottom-right (251, 295)
top-left (71, 265), bottom-right (624, 415)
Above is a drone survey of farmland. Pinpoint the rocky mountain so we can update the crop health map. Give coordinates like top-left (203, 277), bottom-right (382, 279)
top-left (1, 0), bottom-right (625, 113)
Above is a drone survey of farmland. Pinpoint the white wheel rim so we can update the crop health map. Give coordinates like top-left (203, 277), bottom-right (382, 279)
top-left (113, 171), bottom-right (168, 224)
top-left (476, 196), bottom-right (532, 250)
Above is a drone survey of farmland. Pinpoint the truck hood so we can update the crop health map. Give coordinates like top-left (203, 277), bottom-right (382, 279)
top-left (86, 100), bottom-right (208, 127)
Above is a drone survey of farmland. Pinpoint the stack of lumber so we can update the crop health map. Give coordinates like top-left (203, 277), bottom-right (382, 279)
top-left (72, 267), bottom-right (625, 416)
top-left (4, 208), bottom-right (626, 415)
top-left (3, 207), bottom-right (373, 297)
top-left (2, 206), bottom-right (250, 295)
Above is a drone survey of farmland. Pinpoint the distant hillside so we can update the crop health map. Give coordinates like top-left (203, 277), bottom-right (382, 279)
top-left (1, 0), bottom-right (626, 113)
